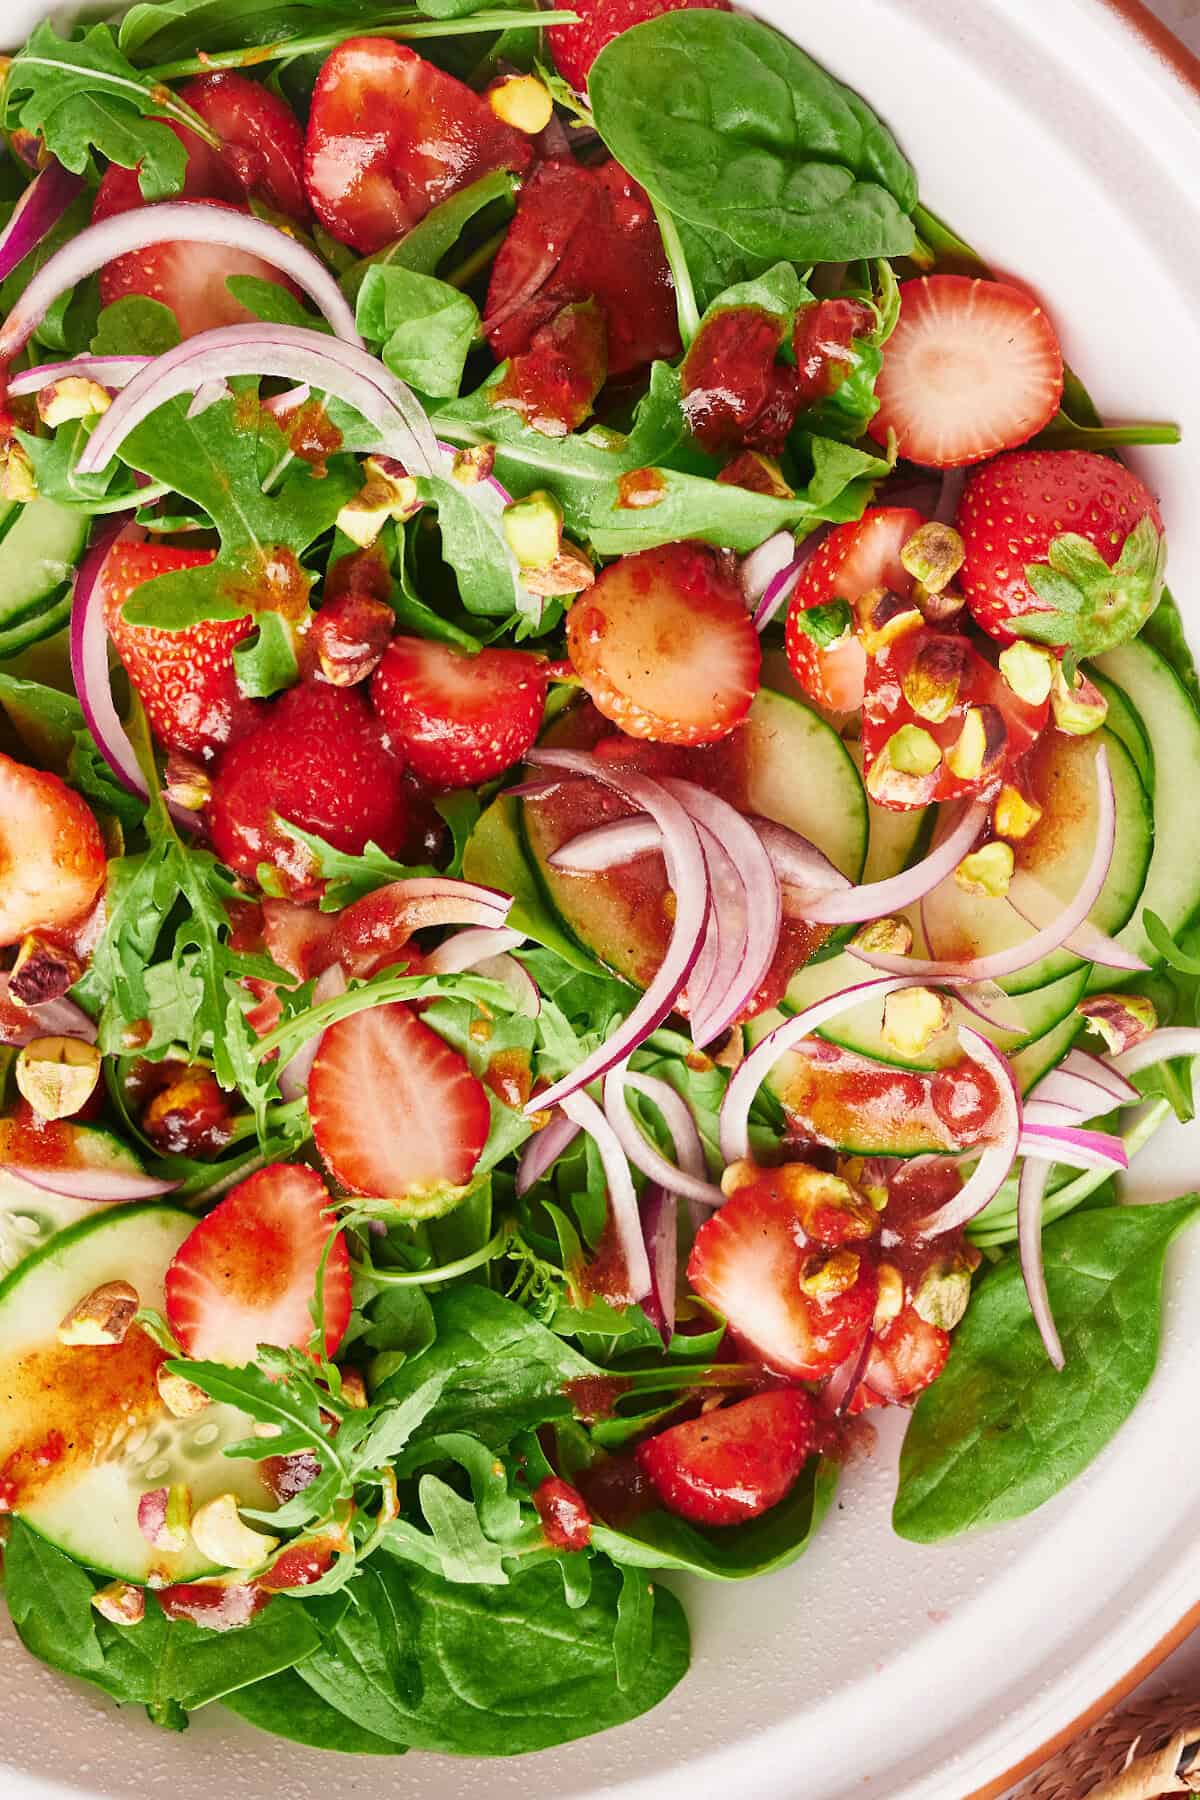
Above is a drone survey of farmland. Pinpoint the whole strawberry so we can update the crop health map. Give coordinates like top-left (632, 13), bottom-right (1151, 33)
top-left (957, 449), bottom-right (1165, 653)
top-left (207, 681), bottom-right (408, 897)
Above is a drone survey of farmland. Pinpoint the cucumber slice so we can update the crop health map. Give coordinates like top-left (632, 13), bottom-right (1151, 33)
top-left (0, 1205), bottom-right (276, 1582)
top-left (1091, 637), bottom-right (1200, 978)
top-left (921, 727), bottom-right (1152, 994)
top-left (0, 501), bottom-right (88, 631)
top-left (848, 741), bottom-right (930, 885)
top-left (1009, 1009), bottom-right (1082, 1092)
top-left (1091, 669), bottom-right (1153, 788)
top-left (0, 1172), bottom-right (115, 1283)
top-left (522, 689), bottom-right (867, 986)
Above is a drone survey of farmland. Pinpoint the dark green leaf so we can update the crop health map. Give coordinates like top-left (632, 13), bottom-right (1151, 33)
top-left (223, 1667), bottom-right (402, 1753)
top-left (232, 611), bottom-right (301, 699)
top-left (92, 297), bottom-right (181, 358)
top-left (357, 267), bottom-right (480, 399)
top-left (341, 169), bottom-right (518, 302)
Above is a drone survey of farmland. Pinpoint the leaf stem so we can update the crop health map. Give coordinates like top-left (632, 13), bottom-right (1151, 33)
top-left (650, 198), bottom-right (700, 347)
top-left (145, 12), bottom-right (582, 82)
top-left (443, 227), bottom-right (509, 293)
top-left (615, 1362), bottom-right (760, 1396)
top-left (352, 1223), bottom-right (511, 1288)
top-left (14, 54), bottom-right (223, 153)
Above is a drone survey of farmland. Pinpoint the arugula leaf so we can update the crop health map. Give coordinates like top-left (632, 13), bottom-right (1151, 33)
top-left (589, 12), bottom-right (917, 268)
top-left (357, 266), bottom-right (480, 399)
top-left (232, 611), bottom-right (301, 699)
top-left (113, 385), bottom-right (358, 631)
top-left (4, 23), bottom-right (215, 200)
top-left (893, 1195), bottom-right (1200, 1541)
top-left (275, 820), bottom-right (437, 908)
top-left (92, 296), bottom-right (181, 358)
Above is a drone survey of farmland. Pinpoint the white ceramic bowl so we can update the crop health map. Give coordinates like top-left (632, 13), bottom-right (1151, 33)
top-left (3, 3), bottom-right (1200, 1795)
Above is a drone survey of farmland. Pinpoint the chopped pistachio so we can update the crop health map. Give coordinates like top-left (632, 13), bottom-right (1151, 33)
top-left (913, 1256), bottom-right (974, 1330)
top-left (851, 915), bottom-right (913, 956)
top-left (485, 72), bottom-right (554, 134)
top-left (92, 1581), bottom-right (145, 1627)
top-left (865, 738), bottom-right (939, 807)
top-left (776, 1164), bottom-right (877, 1242)
top-left (339, 1368), bottom-right (369, 1410)
top-left (994, 783), bottom-right (1043, 841)
top-left (58, 1279), bottom-right (139, 1347)
top-left (8, 934), bottom-right (80, 1006)
top-left (1050, 663), bottom-right (1108, 735)
top-left (451, 443), bottom-right (496, 486)
top-left (335, 456), bottom-right (420, 548)
top-left (946, 703), bottom-right (1006, 780)
top-left (1078, 991), bottom-right (1158, 1055)
top-left (16, 1036), bottom-right (102, 1120)
top-left (502, 489), bottom-right (563, 571)
top-left (719, 1159), bottom-right (759, 1198)
top-left (855, 586), bottom-right (924, 655)
top-left (914, 584), bottom-right (966, 627)
top-left (888, 722), bottom-right (942, 777)
top-left (522, 541), bottom-right (595, 598)
top-left (137, 1482), bottom-right (192, 1554)
top-left (999, 640), bottom-right (1055, 705)
top-left (156, 1365), bottom-right (211, 1419)
top-left (900, 521), bottom-right (964, 594)
top-left (0, 441), bottom-right (37, 503)
top-left (189, 1494), bottom-right (279, 1571)
top-left (799, 1248), bottom-right (861, 1300)
top-left (902, 635), bottom-right (968, 723)
top-left (163, 750), bottom-right (212, 812)
top-left (954, 840), bottom-right (1015, 897)
top-left (37, 376), bottom-right (111, 428)
top-left (881, 986), bottom-right (951, 1058)
top-left (873, 1262), bottom-right (905, 1327)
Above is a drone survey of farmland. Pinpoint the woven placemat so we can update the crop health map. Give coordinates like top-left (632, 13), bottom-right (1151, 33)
top-left (1013, 1695), bottom-right (1200, 1799)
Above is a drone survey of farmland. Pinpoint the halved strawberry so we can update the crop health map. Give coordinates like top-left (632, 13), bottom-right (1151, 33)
top-left (101, 540), bottom-right (255, 758)
top-left (164, 1162), bottom-right (351, 1362)
top-left (634, 1389), bottom-right (817, 1526)
top-left (97, 197), bottom-right (302, 339)
top-left (484, 158), bottom-right (680, 380)
top-left (687, 1179), bottom-right (878, 1380)
top-left (868, 276), bottom-right (1064, 468)
top-left (308, 1001), bottom-right (491, 1203)
top-left (853, 1305), bottom-right (949, 1409)
top-left (207, 682), bottom-right (409, 899)
top-left (785, 506), bottom-right (923, 713)
top-left (369, 636), bottom-right (548, 788)
top-left (549, 0), bottom-right (731, 93)
top-left (304, 38), bottom-right (533, 255)
top-left (957, 449), bottom-right (1166, 649)
top-left (566, 541), bottom-right (760, 744)
top-left (178, 72), bottom-right (308, 223)
top-left (0, 755), bottom-right (106, 947)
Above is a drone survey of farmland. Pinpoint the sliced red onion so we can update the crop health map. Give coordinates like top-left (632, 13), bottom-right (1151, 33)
top-left (8, 355), bottom-right (149, 398)
top-left (522, 752), bottom-right (709, 1115)
top-left (354, 879), bottom-right (511, 941)
top-left (740, 530), bottom-right (795, 606)
top-left (3, 1163), bottom-right (181, 1202)
top-left (1023, 1098), bottom-right (1092, 1129)
top-left (0, 977), bottom-right (97, 1045)
top-left (825, 1326), bottom-right (875, 1417)
top-left (603, 1064), bottom-right (723, 1208)
top-left (1018, 1158), bottom-right (1063, 1369)
top-left (76, 322), bottom-right (439, 479)
top-left (261, 383), bottom-right (311, 418)
top-left (663, 777), bottom-right (781, 1048)
top-left (424, 926), bottom-right (526, 971)
top-left (954, 981), bottom-right (1027, 1032)
top-left (853, 747), bottom-right (1117, 984)
top-left (560, 1089), bottom-right (651, 1302)
top-left (934, 467), bottom-right (967, 525)
top-left (1007, 875), bottom-right (1148, 972)
top-left (279, 964), bottom-right (346, 1101)
top-left (640, 1183), bottom-right (678, 1340)
top-left (1109, 1027), bottom-right (1200, 1081)
top-left (0, 161), bottom-right (84, 283)
top-left (468, 953), bottom-right (539, 1017)
top-left (550, 816), bottom-right (662, 873)
top-left (0, 203), bottom-right (361, 368)
top-left (797, 792), bottom-right (991, 925)
top-left (1017, 1123), bottom-right (1128, 1171)
top-left (1026, 1065), bottom-right (1127, 1122)
top-left (910, 1031), bottom-right (1021, 1237)
top-left (515, 1109), bottom-right (582, 1197)
top-left (718, 975), bottom-right (921, 1165)
top-left (750, 817), bottom-right (852, 902)
top-left (186, 378), bottom-right (230, 419)
top-left (1060, 1049), bottom-right (1140, 1106)
top-left (753, 555), bottom-right (805, 632)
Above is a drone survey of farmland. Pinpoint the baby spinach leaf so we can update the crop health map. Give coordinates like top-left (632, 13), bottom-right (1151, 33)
top-left (4, 1521), bottom-right (110, 1682)
top-left (298, 1561), bottom-right (421, 1744)
top-left (591, 1454), bottom-right (838, 1579)
top-left (893, 1195), bottom-right (1200, 1542)
top-left (4, 23), bottom-right (209, 200)
top-left (223, 1666), bottom-right (402, 1753)
top-left (94, 1593), bottom-right (322, 1713)
top-left (589, 12), bottom-right (917, 269)
top-left (92, 297), bottom-right (180, 358)
top-left (357, 266), bottom-right (480, 399)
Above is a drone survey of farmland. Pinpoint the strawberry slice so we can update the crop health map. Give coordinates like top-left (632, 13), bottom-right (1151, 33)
top-left (178, 72), bottom-right (309, 223)
top-left (97, 197), bottom-right (301, 339)
top-left (92, 122), bottom-right (238, 221)
top-left (102, 540), bottom-right (256, 758)
top-left (369, 636), bottom-right (549, 789)
top-left (261, 898), bottom-right (337, 981)
top-left (566, 541), bottom-right (760, 744)
top-left (635, 1389), bottom-right (817, 1526)
top-left (308, 1001), bottom-right (491, 1203)
top-left (164, 1162), bottom-right (351, 1362)
top-left (207, 682), bottom-right (409, 899)
top-left (304, 38), bottom-right (532, 255)
top-left (852, 1305), bottom-right (949, 1410)
top-left (549, 0), bottom-right (731, 93)
top-left (0, 755), bottom-right (106, 947)
top-left (687, 1176), bottom-right (878, 1380)
top-left (785, 506), bottom-right (924, 713)
top-left (869, 275), bottom-right (1064, 468)
top-left (484, 158), bottom-right (680, 380)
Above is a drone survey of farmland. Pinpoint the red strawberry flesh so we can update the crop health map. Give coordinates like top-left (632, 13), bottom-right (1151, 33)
top-left (635, 1388), bottom-right (817, 1526)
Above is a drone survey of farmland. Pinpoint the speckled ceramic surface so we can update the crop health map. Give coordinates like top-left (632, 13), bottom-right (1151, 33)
top-left (2, 2), bottom-right (1200, 1796)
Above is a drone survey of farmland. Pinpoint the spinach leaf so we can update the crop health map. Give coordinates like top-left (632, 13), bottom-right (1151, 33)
top-left (4, 1521), bottom-right (110, 1684)
top-left (92, 296), bottom-right (180, 358)
top-left (1142, 588), bottom-right (1200, 713)
top-left (673, 216), bottom-right (779, 315)
top-left (589, 12), bottom-right (916, 268)
top-left (340, 168), bottom-right (518, 302)
top-left (298, 1556), bottom-right (689, 1754)
top-left (356, 267), bottom-right (479, 399)
top-left (223, 1667), bottom-right (401, 1753)
top-left (893, 1195), bottom-right (1200, 1542)
top-left (4, 23), bottom-right (208, 200)
top-left (299, 1561), bottom-right (422, 1743)
top-left (592, 1455), bottom-right (837, 1578)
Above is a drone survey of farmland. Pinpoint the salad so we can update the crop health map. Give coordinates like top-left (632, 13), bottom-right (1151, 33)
top-left (0, 0), bottom-right (1196, 1762)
